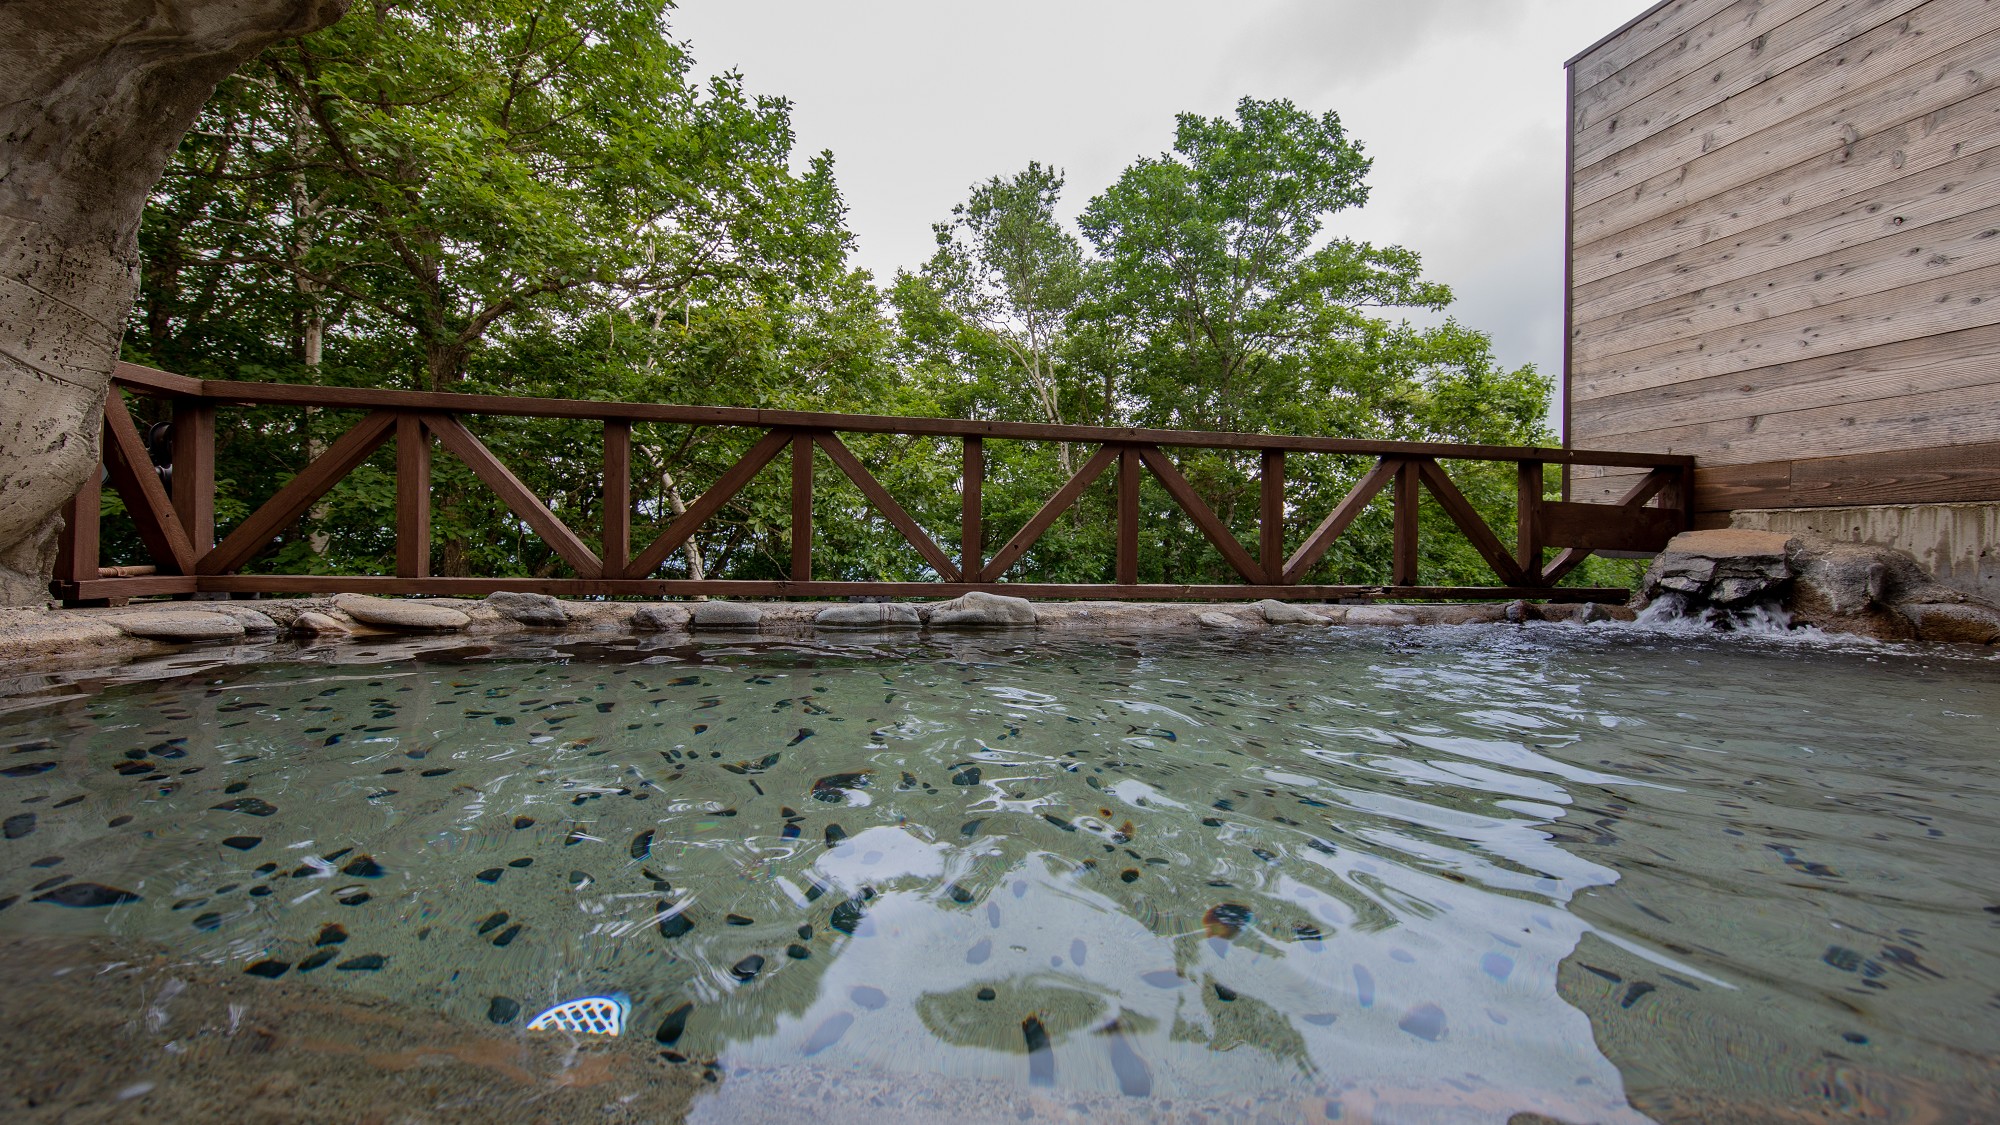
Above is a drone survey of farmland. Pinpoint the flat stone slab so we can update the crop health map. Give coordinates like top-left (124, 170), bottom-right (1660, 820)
top-left (1197, 610), bottom-right (1256, 630)
top-left (1661, 529), bottom-right (1793, 558)
top-left (1344, 606), bottom-right (1419, 627)
top-left (924, 591), bottom-right (1036, 629)
top-left (814, 603), bottom-right (921, 629)
top-left (690, 602), bottom-right (764, 630)
top-left (293, 611), bottom-right (351, 636)
top-left (106, 611), bottom-right (246, 643)
top-left (331, 594), bottom-right (470, 631)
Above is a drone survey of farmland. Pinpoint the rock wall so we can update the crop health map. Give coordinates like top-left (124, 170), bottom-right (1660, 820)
top-left (0, 0), bottom-right (347, 606)
top-left (1637, 530), bottom-right (2000, 645)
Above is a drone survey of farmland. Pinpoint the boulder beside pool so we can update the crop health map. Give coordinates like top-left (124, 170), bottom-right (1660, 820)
top-left (814, 603), bottom-right (921, 629)
top-left (632, 604), bottom-right (690, 632)
top-left (331, 594), bottom-right (470, 632)
top-left (922, 591), bottom-right (1036, 629)
top-left (483, 591), bottom-right (569, 627)
top-left (1257, 599), bottom-right (1330, 625)
top-left (690, 601), bottom-right (764, 630)
top-left (106, 611), bottom-right (245, 643)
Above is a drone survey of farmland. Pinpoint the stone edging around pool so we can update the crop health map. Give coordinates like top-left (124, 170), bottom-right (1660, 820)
top-left (0, 591), bottom-right (1635, 674)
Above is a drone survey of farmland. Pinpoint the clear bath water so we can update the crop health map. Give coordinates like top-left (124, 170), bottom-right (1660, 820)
top-left (0, 625), bottom-right (1995, 1123)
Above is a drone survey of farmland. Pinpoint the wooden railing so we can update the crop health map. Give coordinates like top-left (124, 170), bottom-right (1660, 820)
top-left (52, 363), bottom-right (1692, 605)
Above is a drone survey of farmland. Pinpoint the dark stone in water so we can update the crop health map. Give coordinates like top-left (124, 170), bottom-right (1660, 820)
top-left (1120, 868), bottom-right (1140, 883)
top-left (725, 913), bottom-right (753, 926)
top-left (950, 767), bottom-right (981, 786)
top-left (513, 816), bottom-right (535, 830)
top-left (657, 902), bottom-right (693, 939)
top-left (222, 782), bottom-right (247, 794)
top-left (336, 888), bottom-right (371, 906)
top-left (785, 944), bottom-right (811, 960)
top-left (1214, 983), bottom-right (1238, 1002)
top-left (1398, 1003), bottom-right (1447, 1042)
top-left (491, 924), bottom-right (522, 948)
top-left (487, 996), bottom-right (520, 1024)
top-left (477, 911), bottom-right (509, 935)
top-left (475, 868), bottom-right (503, 884)
top-left (730, 954), bottom-right (764, 981)
top-left (976, 987), bottom-right (995, 1001)
top-left (221, 836), bottom-right (261, 851)
top-left (569, 870), bottom-right (593, 891)
top-left (800, 1011), bottom-right (853, 1057)
top-left (829, 899), bottom-right (866, 936)
top-left (655, 1002), bottom-right (693, 1045)
top-left (1041, 814), bottom-right (1076, 832)
top-left (297, 949), bottom-right (335, 971)
top-left (824, 824), bottom-right (847, 847)
top-left (781, 824), bottom-right (800, 839)
top-left (1203, 903), bottom-right (1252, 940)
top-left (797, 924), bottom-right (812, 940)
top-left (33, 882), bottom-right (140, 908)
top-left (946, 883), bottom-right (974, 904)
top-left (213, 798), bottom-right (277, 817)
top-left (508, 857), bottom-right (533, 868)
top-left (107, 815), bottom-right (132, 827)
top-left (3, 813), bottom-right (35, 839)
top-left (0, 895), bottom-right (13, 911)
top-left (631, 831), bottom-right (653, 860)
top-left (341, 856), bottom-right (385, 878)
top-left (29, 855), bottom-right (61, 868)
top-left (811, 772), bottom-right (868, 802)
top-left (419, 768), bottom-right (453, 778)
top-left (1, 761), bottom-right (55, 778)
top-left (850, 986), bottom-right (887, 1010)
top-left (249, 886), bottom-right (271, 897)
top-left (191, 912), bottom-right (222, 932)
top-left (1022, 1016), bottom-right (1055, 1086)
top-left (316, 924), bottom-right (347, 946)
top-left (959, 820), bottom-right (982, 838)
top-left (337, 954), bottom-right (386, 971)
top-left (243, 960), bottom-right (289, 979)
top-left (30, 875), bottom-right (69, 892)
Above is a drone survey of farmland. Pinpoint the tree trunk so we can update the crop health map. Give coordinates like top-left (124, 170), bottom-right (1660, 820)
top-left (0, 0), bottom-right (347, 605)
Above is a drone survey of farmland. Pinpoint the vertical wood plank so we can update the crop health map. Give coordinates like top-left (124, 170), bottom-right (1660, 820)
top-left (54, 467), bottom-right (101, 588)
top-left (962, 437), bottom-right (983, 580)
top-left (395, 414), bottom-right (431, 579)
top-left (791, 431), bottom-right (813, 583)
top-left (1392, 459), bottom-right (1420, 586)
top-left (1259, 449), bottom-right (1285, 583)
top-left (170, 400), bottom-right (215, 553)
top-left (1517, 460), bottom-right (1545, 584)
top-left (602, 420), bottom-right (631, 580)
top-left (1116, 445), bottom-right (1139, 584)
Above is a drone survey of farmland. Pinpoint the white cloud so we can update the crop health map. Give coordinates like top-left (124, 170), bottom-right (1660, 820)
top-left (669, 0), bottom-right (1657, 387)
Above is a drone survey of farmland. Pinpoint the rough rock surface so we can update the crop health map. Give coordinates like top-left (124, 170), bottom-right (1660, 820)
top-left (105, 610), bottom-right (245, 643)
top-left (1639, 530), bottom-right (1794, 607)
top-left (923, 591), bottom-right (1037, 629)
top-left (331, 594), bottom-right (469, 632)
top-left (690, 601), bottom-right (764, 630)
top-left (201, 604), bottom-right (278, 633)
top-left (1197, 610), bottom-right (1259, 630)
top-left (0, 0), bottom-right (351, 605)
top-left (292, 611), bottom-right (350, 636)
top-left (483, 591), bottom-right (568, 627)
top-left (1257, 599), bottom-right (1331, 625)
top-left (814, 603), bottom-right (921, 629)
top-left (631, 604), bottom-right (689, 632)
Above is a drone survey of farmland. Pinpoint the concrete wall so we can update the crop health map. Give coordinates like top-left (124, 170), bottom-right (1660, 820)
top-left (1732, 501), bottom-right (2000, 601)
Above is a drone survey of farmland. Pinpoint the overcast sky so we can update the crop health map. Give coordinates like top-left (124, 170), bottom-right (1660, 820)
top-left (670, 0), bottom-right (1657, 388)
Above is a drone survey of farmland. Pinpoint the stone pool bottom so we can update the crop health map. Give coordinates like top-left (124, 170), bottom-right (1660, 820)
top-left (0, 626), bottom-right (1994, 1124)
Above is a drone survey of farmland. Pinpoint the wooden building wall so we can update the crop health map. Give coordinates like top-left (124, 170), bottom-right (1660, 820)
top-left (1565, 0), bottom-right (2000, 518)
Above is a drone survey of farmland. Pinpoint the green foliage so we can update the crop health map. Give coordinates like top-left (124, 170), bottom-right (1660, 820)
top-left (127, 17), bottom-right (1616, 597)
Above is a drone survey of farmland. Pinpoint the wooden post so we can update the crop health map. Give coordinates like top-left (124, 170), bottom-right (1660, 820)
top-left (1116, 445), bottom-right (1139, 584)
top-left (961, 437), bottom-right (982, 582)
top-left (602, 420), bottom-right (630, 580)
top-left (169, 399), bottom-right (214, 554)
top-left (1259, 449), bottom-right (1285, 584)
top-left (1517, 460), bottom-right (1544, 584)
top-left (395, 414), bottom-right (431, 579)
top-left (53, 469), bottom-right (102, 602)
top-left (1392, 459), bottom-right (1420, 586)
top-left (791, 431), bottom-right (813, 582)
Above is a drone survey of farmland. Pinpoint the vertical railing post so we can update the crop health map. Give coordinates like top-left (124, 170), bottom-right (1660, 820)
top-left (961, 436), bottom-right (982, 584)
top-left (169, 398), bottom-right (215, 556)
top-left (1259, 449), bottom-right (1285, 584)
top-left (53, 466), bottom-right (102, 604)
top-left (1116, 445), bottom-right (1140, 584)
top-left (602, 419), bottom-right (631, 580)
top-left (394, 414), bottom-right (431, 579)
top-left (791, 431), bottom-right (813, 583)
top-left (1665, 462), bottom-right (1691, 534)
top-left (1392, 458), bottom-right (1421, 587)
top-left (1517, 460), bottom-right (1544, 584)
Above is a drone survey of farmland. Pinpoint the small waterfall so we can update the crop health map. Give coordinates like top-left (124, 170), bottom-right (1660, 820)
top-left (1633, 591), bottom-right (1803, 636)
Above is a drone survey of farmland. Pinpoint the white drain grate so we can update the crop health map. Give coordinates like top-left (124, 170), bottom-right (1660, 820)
top-left (526, 994), bottom-right (629, 1036)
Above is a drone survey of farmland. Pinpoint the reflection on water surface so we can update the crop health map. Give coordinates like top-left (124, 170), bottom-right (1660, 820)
top-left (1, 626), bottom-right (1995, 1123)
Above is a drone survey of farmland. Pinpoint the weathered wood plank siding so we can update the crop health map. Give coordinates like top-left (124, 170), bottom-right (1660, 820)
top-left (1567, 0), bottom-right (2000, 512)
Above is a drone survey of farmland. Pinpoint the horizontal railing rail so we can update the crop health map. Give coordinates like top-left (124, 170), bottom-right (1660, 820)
top-left (52, 362), bottom-right (1693, 605)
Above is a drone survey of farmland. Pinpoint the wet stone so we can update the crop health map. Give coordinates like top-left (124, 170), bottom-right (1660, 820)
top-left (730, 954), bottom-right (765, 981)
top-left (491, 924), bottom-right (523, 947)
top-left (336, 954), bottom-right (386, 971)
top-left (296, 949), bottom-right (336, 972)
top-left (243, 960), bottom-right (290, 979)
top-left (212, 798), bottom-right (278, 817)
top-left (32, 883), bottom-right (140, 908)
top-left (513, 817), bottom-right (535, 830)
top-left (488, 996), bottom-right (521, 1025)
top-left (475, 868), bottom-right (503, 884)
top-left (785, 944), bottom-right (812, 960)
top-left (725, 913), bottom-right (754, 926)
top-left (976, 987), bottom-right (996, 1001)
top-left (655, 1002), bottom-right (693, 1045)
top-left (316, 924), bottom-right (348, 946)
top-left (221, 836), bottom-right (261, 851)
top-left (191, 912), bottom-right (222, 932)
top-left (3, 813), bottom-right (35, 839)
top-left (341, 855), bottom-right (385, 878)
top-left (658, 903), bottom-right (694, 939)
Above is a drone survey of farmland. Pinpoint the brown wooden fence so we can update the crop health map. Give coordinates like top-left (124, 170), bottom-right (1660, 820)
top-left (52, 362), bottom-right (1692, 606)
